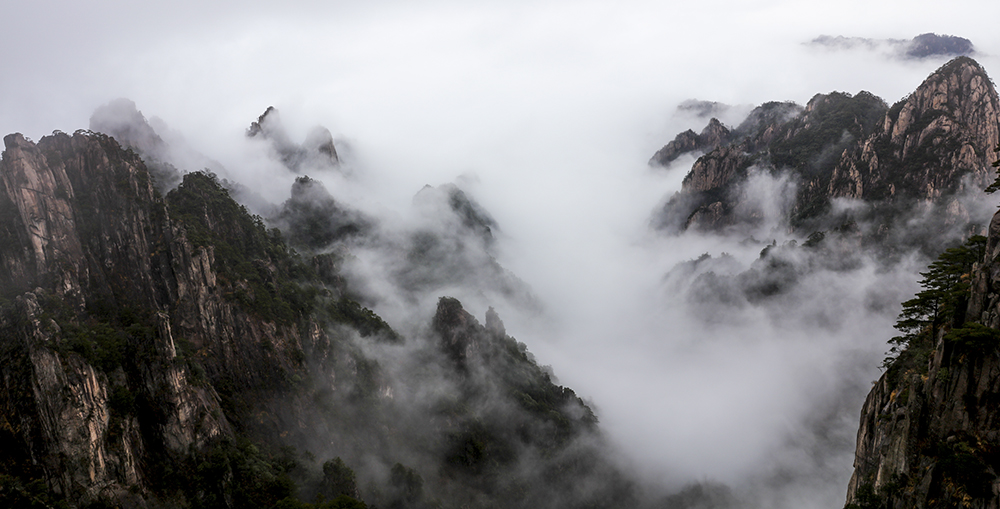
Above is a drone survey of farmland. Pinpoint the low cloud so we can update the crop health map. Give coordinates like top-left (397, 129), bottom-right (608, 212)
top-left (4, 2), bottom-right (1000, 507)
top-left (808, 33), bottom-right (977, 60)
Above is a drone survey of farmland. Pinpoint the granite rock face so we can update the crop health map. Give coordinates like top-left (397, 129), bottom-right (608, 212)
top-left (844, 206), bottom-right (1000, 507)
top-left (828, 57), bottom-right (999, 203)
top-left (0, 132), bottom-right (234, 504)
top-left (0, 131), bottom-right (352, 506)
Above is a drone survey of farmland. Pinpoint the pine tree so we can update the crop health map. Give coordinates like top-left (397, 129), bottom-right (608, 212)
top-left (886, 235), bottom-right (986, 361)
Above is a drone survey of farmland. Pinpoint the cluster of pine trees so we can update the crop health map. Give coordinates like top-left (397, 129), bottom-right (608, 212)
top-left (884, 146), bottom-right (1000, 387)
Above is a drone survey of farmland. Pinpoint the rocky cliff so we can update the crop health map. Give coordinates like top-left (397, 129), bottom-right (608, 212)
top-left (827, 57), bottom-right (999, 204)
top-left (0, 131), bottom-right (233, 505)
top-left (843, 206), bottom-right (1000, 507)
top-left (654, 57), bottom-right (1000, 249)
top-left (0, 126), bottom-right (626, 508)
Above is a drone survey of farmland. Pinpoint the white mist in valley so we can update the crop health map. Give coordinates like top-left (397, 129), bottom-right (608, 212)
top-left (5, 1), bottom-right (1000, 507)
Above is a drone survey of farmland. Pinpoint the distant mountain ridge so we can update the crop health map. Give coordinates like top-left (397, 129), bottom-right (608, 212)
top-left (652, 57), bottom-right (999, 254)
top-left (808, 33), bottom-right (976, 59)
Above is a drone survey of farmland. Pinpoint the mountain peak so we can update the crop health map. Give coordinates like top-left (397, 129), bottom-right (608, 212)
top-left (923, 55), bottom-right (989, 87)
top-left (654, 56), bottom-right (999, 242)
top-left (870, 56), bottom-right (1000, 194)
top-left (89, 98), bottom-right (165, 157)
top-left (907, 33), bottom-right (975, 59)
top-left (246, 106), bottom-right (340, 171)
top-left (246, 105), bottom-right (282, 139)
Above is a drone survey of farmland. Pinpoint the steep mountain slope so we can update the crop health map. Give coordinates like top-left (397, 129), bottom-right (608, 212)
top-left (843, 206), bottom-right (1000, 508)
top-left (827, 57), bottom-right (999, 204)
top-left (0, 132), bottom-right (234, 505)
top-left (654, 57), bottom-right (999, 251)
top-left (0, 130), bottom-right (626, 508)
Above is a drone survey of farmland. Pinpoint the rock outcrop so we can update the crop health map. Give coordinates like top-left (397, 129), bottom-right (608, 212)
top-left (828, 57), bottom-right (999, 203)
top-left (649, 117), bottom-right (732, 167)
top-left (427, 296), bottom-right (635, 508)
top-left (271, 175), bottom-right (370, 249)
top-left (0, 131), bottom-right (374, 507)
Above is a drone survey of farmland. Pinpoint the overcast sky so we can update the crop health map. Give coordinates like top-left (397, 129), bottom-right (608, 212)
top-left (5, 0), bottom-right (1000, 506)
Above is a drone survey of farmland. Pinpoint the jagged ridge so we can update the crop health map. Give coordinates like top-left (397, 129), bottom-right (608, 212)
top-left (0, 128), bottom-right (630, 508)
top-left (653, 57), bottom-right (1000, 249)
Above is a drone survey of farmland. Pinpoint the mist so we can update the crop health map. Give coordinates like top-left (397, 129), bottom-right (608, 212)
top-left (5, 0), bottom-right (1000, 507)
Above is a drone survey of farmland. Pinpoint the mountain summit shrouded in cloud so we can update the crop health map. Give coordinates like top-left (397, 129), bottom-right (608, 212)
top-left (652, 57), bottom-right (998, 252)
top-left (247, 106), bottom-right (341, 173)
top-left (2, 54), bottom-right (999, 509)
top-left (809, 32), bottom-right (976, 60)
top-left (0, 124), bottom-right (628, 508)
top-left (2, 1), bottom-right (1000, 507)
